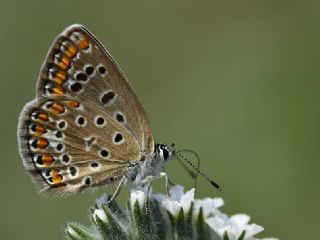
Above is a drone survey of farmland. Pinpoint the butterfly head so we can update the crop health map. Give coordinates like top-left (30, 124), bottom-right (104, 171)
top-left (155, 143), bottom-right (222, 192)
top-left (155, 143), bottom-right (175, 162)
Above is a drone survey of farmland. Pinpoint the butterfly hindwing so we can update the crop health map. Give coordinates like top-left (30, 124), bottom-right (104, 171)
top-left (18, 24), bottom-right (155, 195)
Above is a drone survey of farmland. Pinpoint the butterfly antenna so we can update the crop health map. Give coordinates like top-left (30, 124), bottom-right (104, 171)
top-left (170, 143), bottom-right (198, 182)
top-left (175, 149), bottom-right (200, 191)
top-left (175, 150), bottom-right (222, 191)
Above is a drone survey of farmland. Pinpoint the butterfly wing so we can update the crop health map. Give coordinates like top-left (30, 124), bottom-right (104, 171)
top-left (17, 24), bottom-right (154, 195)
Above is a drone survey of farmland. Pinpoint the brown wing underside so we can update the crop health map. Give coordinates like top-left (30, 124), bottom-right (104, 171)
top-left (17, 24), bottom-right (154, 195)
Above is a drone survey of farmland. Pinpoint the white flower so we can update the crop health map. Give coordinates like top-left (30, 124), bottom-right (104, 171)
top-left (153, 185), bottom-right (195, 216)
top-left (130, 189), bottom-right (148, 210)
top-left (206, 213), bottom-right (278, 240)
top-left (194, 197), bottom-right (224, 218)
top-left (93, 209), bottom-right (107, 222)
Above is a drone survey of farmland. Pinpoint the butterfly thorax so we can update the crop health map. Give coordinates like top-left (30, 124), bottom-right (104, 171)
top-left (127, 144), bottom-right (174, 185)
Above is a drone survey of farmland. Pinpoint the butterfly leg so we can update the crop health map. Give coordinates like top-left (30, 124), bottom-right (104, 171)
top-left (162, 167), bottom-right (175, 186)
top-left (160, 172), bottom-right (170, 196)
top-left (140, 172), bottom-right (170, 196)
top-left (144, 183), bottom-right (153, 215)
top-left (106, 175), bottom-right (126, 204)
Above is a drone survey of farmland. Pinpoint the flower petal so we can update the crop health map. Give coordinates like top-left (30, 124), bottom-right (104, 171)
top-left (169, 185), bottom-right (185, 201)
top-left (130, 189), bottom-right (147, 210)
top-left (162, 198), bottom-right (182, 215)
top-left (206, 214), bottom-right (230, 238)
top-left (194, 197), bottom-right (224, 218)
top-left (180, 188), bottom-right (195, 213)
top-left (230, 214), bottom-right (250, 226)
top-left (93, 209), bottom-right (107, 222)
top-left (243, 223), bottom-right (264, 238)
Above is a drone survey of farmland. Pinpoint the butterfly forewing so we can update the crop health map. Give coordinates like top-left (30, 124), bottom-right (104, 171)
top-left (18, 24), bottom-right (154, 195)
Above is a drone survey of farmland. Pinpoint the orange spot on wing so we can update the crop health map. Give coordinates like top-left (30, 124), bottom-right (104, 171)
top-left (42, 154), bottom-right (53, 166)
top-left (37, 138), bottom-right (48, 149)
top-left (38, 112), bottom-right (49, 122)
top-left (51, 169), bottom-right (59, 177)
top-left (52, 86), bottom-right (65, 95)
top-left (50, 102), bottom-right (65, 114)
top-left (79, 38), bottom-right (89, 49)
top-left (66, 46), bottom-right (77, 58)
top-left (58, 56), bottom-right (70, 70)
top-left (34, 125), bottom-right (46, 137)
top-left (65, 100), bottom-right (80, 108)
top-left (51, 169), bottom-right (63, 184)
top-left (55, 71), bottom-right (68, 84)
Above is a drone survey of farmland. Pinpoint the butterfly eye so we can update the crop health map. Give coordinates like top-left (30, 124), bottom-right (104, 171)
top-left (163, 148), bottom-right (169, 160)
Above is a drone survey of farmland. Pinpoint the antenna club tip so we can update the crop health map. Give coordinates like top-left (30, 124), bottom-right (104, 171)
top-left (210, 180), bottom-right (222, 192)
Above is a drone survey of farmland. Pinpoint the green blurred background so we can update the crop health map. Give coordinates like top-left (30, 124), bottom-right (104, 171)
top-left (1, 0), bottom-right (319, 239)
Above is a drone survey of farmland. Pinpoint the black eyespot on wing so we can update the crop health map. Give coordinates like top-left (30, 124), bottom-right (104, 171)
top-left (114, 133), bottom-right (123, 143)
top-left (100, 149), bottom-right (109, 158)
top-left (58, 121), bottom-right (66, 129)
top-left (96, 117), bottom-right (105, 125)
top-left (55, 131), bottom-right (63, 138)
top-left (62, 154), bottom-right (70, 163)
top-left (90, 162), bottom-right (99, 168)
top-left (36, 155), bottom-right (43, 165)
top-left (85, 66), bottom-right (95, 75)
top-left (70, 82), bottom-right (83, 92)
top-left (69, 166), bottom-right (77, 176)
top-left (45, 170), bottom-right (51, 177)
top-left (116, 113), bottom-right (124, 123)
top-left (98, 66), bottom-right (106, 75)
top-left (101, 91), bottom-right (115, 104)
top-left (76, 72), bottom-right (88, 81)
top-left (76, 116), bottom-right (86, 126)
top-left (56, 143), bottom-right (63, 151)
top-left (84, 177), bottom-right (91, 185)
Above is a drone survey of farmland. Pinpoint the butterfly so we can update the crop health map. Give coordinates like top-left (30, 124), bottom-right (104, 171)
top-left (17, 24), bottom-right (220, 199)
